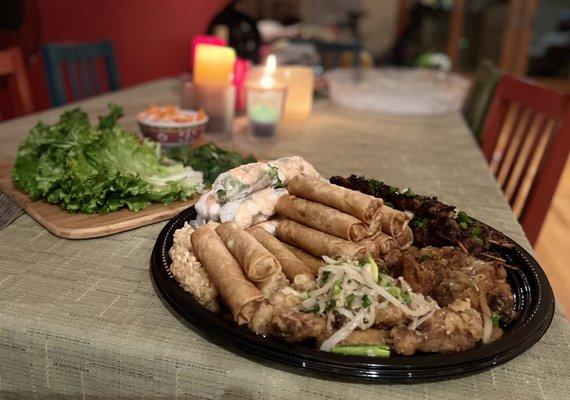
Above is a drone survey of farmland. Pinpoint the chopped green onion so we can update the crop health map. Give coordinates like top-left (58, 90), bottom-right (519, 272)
top-left (400, 292), bottom-right (411, 305)
top-left (332, 281), bottom-right (342, 295)
top-left (491, 313), bottom-right (501, 326)
top-left (471, 226), bottom-right (482, 238)
top-left (321, 271), bottom-right (331, 284)
top-left (346, 294), bottom-right (355, 309)
top-left (459, 221), bottom-right (468, 230)
top-left (362, 295), bottom-right (372, 308)
top-left (457, 211), bottom-right (472, 225)
top-left (299, 292), bottom-right (310, 301)
top-left (330, 344), bottom-right (390, 357)
top-left (302, 305), bottom-right (320, 313)
top-left (389, 186), bottom-right (399, 194)
top-left (325, 299), bottom-right (337, 311)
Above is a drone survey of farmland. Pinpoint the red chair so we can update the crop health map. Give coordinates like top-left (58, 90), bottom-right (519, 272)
top-left (480, 75), bottom-right (570, 245)
top-left (0, 47), bottom-right (33, 119)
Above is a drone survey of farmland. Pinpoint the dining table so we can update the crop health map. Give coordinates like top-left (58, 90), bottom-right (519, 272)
top-left (0, 78), bottom-right (568, 399)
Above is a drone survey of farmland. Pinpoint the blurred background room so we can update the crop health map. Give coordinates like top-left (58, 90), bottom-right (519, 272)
top-left (1, 0), bottom-right (569, 312)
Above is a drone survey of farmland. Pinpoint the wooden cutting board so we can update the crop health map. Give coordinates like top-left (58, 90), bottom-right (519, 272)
top-left (0, 163), bottom-right (197, 239)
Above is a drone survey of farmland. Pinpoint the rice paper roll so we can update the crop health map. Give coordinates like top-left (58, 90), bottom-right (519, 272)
top-left (268, 156), bottom-right (320, 187)
top-left (248, 225), bottom-right (314, 280)
top-left (211, 162), bottom-right (274, 203)
top-left (216, 221), bottom-right (280, 282)
top-left (281, 242), bottom-right (324, 276)
top-left (395, 226), bottom-right (414, 250)
top-left (195, 190), bottom-right (222, 221)
top-left (276, 219), bottom-right (369, 259)
top-left (275, 195), bottom-right (370, 241)
top-left (220, 188), bottom-right (287, 229)
top-left (191, 224), bottom-right (263, 325)
top-left (378, 206), bottom-right (413, 236)
top-left (288, 175), bottom-right (383, 224)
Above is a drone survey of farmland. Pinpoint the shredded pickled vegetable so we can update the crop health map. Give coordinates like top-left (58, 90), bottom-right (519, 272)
top-left (298, 256), bottom-right (439, 351)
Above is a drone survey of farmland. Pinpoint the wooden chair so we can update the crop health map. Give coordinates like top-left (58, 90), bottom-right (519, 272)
top-left (0, 47), bottom-right (33, 118)
top-left (463, 60), bottom-right (501, 139)
top-left (42, 41), bottom-right (120, 106)
top-left (480, 75), bottom-right (570, 245)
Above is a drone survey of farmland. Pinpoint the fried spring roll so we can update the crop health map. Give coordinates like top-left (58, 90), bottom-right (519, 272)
top-left (276, 219), bottom-right (369, 259)
top-left (281, 242), bottom-right (324, 276)
top-left (395, 226), bottom-right (413, 250)
top-left (216, 221), bottom-right (280, 282)
top-left (377, 206), bottom-right (413, 236)
top-left (247, 226), bottom-right (314, 280)
top-left (275, 195), bottom-right (370, 241)
top-left (373, 231), bottom-right (399, 255)
top-left (191, 224), bottom-right (263, 325)
top-left (288, 175), bottom-right (383, 223)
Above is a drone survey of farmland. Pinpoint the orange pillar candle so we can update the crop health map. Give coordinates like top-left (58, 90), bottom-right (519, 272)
top-left (193, 44), bottom-right (236, 87)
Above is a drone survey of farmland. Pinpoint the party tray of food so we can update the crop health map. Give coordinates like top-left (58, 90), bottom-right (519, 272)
top-left (151, 157), bottom-right (554, 382)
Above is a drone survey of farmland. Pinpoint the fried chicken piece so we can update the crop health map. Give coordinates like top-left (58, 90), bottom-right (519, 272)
top-left (389, 305), bottom-right (483, 355)
top-left (339, 328), bottom-right (389, 346)
top-left (271, 309), bottom-right (327, 342)
top-left (375, 303), bottom-right (412, 328)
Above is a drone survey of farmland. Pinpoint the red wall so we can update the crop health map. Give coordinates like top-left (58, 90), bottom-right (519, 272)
top-left (5, 0), bottom-right (227, 113)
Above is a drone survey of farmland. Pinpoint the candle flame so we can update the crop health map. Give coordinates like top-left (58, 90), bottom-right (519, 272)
top-left (265, 55), bottom-right (277, 75)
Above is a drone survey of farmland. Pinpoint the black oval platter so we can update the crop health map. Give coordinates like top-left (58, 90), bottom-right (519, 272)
top-left (151, 205), bottom-right (555, 383)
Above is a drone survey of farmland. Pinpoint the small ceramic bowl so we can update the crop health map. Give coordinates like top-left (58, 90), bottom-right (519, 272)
top-left (137, 110), bottom-right (208, 148)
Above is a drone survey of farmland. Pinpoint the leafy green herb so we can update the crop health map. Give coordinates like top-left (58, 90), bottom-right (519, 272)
top-left (362, 295), bottom-right (372, 308)
top-left (332, 281), bottom-right (342, 295)
top-left (321, 271), bottom-right (331, 284)
top-left (166, 143), bottom-right (255, 185)
top-left (491, 313), bottom-right (501, 326)
top-left (388, 186), bottom-right (399, 194)
top-left (459, 221), bottom-right (468, 230)
top-left (400, 292), bottom-right (411, 305)
top-left (12, 104), bottom-right (201, 214)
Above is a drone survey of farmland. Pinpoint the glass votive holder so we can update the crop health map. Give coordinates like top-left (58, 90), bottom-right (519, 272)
top-left (245, 84), bottom-right (286, 139)
top-left (277, 66), bottom-right (314, 121)
top-left (181, 81), bottom-right (235, 138)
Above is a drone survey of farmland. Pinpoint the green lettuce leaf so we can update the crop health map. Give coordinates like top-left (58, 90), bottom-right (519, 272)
top-left (12, 104), bottom-right (202, 214)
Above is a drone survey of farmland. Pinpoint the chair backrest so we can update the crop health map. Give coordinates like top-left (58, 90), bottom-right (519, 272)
top-left (463, 60), bottom-right (501, 138)
top-left (42, 41), bottom-right (120, 106)
top-left (291, 39), bottom-right (362, 70)
top-left (480, 75), bottom-right (570, 244)
top-left (0, 47), bottom-right (33, 117)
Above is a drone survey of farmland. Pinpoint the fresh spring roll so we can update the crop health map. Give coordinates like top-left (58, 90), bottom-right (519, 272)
top-left (220, 188), bottom-right (287, 229)
top-left (275, 195), bottom-right (370, 242)
top-left (211, 162), bottom-right (274, 203)
top-left (288, 175), bottom-right (383, 223)
top-left (247, 225), bottom-right (314, 280)
top-left (395, 226), bottom-right (414, 250)
top-left (191, 224), bottom-right (263, 325)
top-left (276, 219), bottom-right (369, 259)
top-left (268, 156), bottom-right (320, 187)
top-left (281, 242), bottom-right (324, 276)
top-left (216, 221), bottom-right (280, 282)
top-left (378, 206), bottom-right (413, 236)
